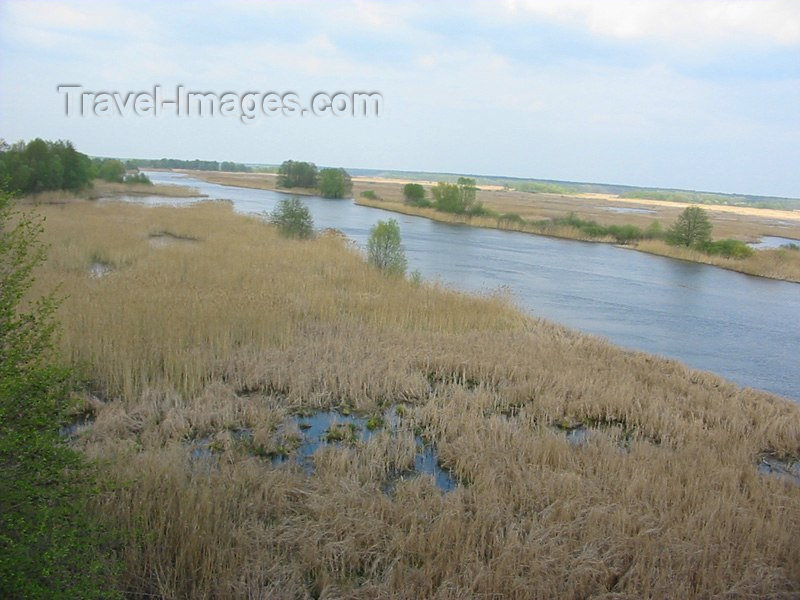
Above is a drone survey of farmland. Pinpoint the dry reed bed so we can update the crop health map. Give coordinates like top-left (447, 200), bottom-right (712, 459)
top-left (33, 200), bottom-right (800, 599)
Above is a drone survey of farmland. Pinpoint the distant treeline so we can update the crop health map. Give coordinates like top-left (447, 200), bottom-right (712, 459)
top-left (124, 158), bottom-right (252, 172)
top-left (0, 138), bottom-right (152, 194)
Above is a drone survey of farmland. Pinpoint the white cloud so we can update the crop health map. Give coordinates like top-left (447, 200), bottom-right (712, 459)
top-left (499, 0), bottom-right (800, 46)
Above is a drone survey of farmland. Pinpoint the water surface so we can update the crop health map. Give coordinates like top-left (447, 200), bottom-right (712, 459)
top-left (141, 171), bottom-right (800, 401)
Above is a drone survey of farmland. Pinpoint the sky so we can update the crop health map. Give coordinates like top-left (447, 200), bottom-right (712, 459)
top-left (0, 0), bottom-right (799, 197)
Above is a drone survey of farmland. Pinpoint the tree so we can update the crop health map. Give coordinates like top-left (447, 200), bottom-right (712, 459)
top-left (431, 178), bottom-right (478, 214)
top-left (403, 183), bottom-right (425, 205)
top-left (367, 219), bottom-right (407, 276)
top-left (317, 168), bottom-right (352, 199)
top-left (269, 196), bottom-right (314, 239)
top-left (276, 160), bottom-right (318, 188)
top-left (96, 159), bottom-right (126, 183)
top-left (0, 139), bottom-right (93, 195)
top-left (0, 187), bottom-right (119, 598)
top-left (666, 206), bottom-right (712, 247)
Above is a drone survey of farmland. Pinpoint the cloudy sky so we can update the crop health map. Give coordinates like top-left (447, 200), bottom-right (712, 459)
top-left (1, 0), bottom-right (798, 197)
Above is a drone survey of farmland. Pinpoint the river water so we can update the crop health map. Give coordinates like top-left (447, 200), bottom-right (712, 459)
top-left (140, 171), bottom-right (800, 401)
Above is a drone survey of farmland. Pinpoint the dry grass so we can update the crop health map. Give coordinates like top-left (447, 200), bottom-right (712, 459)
top-left (33, 199), bottom-right (800, 599)
top-left (19, 179), bottom-right (203, 205)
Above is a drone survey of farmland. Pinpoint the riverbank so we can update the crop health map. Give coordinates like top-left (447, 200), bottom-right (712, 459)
top-left (170, 169), bottom-right (800, 283)
top-left (34, 197), bottom-right (800, 599)
top-left (19, 178), bottom-right (204, 205)
top-left (354, 195), bottom-right (800, 283)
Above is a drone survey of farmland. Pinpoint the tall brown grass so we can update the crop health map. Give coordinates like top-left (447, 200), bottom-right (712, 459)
top-left (34, 199), bottom-right (800, 599)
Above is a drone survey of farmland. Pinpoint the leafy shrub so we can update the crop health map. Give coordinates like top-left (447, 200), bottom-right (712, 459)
top-left (123, 172), bottom-right (152, 185)
top-left (699, 239), bottom-right (754, 259)
top-left (367, 219), bottom-right (407, 276)
top-left (360, 190), bottom-right (378, 199)
top-left (269, 197), bottom-right (314, 239)
top-left (0, 188), bottom-right (120, 598)
top-left (403, 183), bottom-right (425, 204)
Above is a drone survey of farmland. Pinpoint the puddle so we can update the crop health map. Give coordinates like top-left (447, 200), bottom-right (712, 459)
top-left (59, 413), bottom-right (95, 438)
top-left (564, 426), bottom-right (590, 446)
top-left (598, 206), bottom-right (656, 215)
top-left (89, 261), bottom-right (112, 278)
top-left (747, 236), bottom-right (800, 250)
top-left (148, 231), bottom-right (200, 248)
top-left (758, 455), bottom-right (800, 486)
top-left (274, 407), bottom-right (459, 492)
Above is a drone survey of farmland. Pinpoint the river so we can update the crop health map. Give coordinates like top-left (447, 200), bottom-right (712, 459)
top-left (138, 171), bottom-right (800, 401)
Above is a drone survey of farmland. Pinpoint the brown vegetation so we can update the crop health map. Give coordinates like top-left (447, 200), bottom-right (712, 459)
top-left (35, 199), bottom-right (800, 599)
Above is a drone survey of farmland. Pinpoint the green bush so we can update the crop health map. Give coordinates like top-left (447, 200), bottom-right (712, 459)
top-left (123, 171), bottom-right (152, 185)
top-left (269, 196), bottom-right (314, 239)
top-left (699, 239), bottom-right (754, 259)
top-left (403, 183), bottom-right (425, 205)
top-left (0, 188), bottom-right (119, 598)
top-left (367, 219), bottom-right (407, 276)
top-left (360, 190), bottom-right (378, 199)
top-left (317, 168), bottom-right (352, 199)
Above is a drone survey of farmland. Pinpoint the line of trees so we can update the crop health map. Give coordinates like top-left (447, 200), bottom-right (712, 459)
top-left (124, 158), bottom-right (251, 172)
top-left (0, 139), bottom-right (156, 195)
top-left (276, 160), bottom-right (352, 199)
top-left (0, 139), bottom-right (94, 194)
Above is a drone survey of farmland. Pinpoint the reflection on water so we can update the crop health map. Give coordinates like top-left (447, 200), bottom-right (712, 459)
top-left (132, 171), bottom-right (800, 401)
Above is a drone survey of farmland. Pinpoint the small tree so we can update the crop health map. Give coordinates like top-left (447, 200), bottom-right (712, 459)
top-left (367, 219), bottom-right (407, 276)
top-left (269, 196), bottom-right (314, 239)
top-left (317, 168), bottom-right (352, 199)
top-left (403, 183), bottom-right (425, 205)
top-left (667, 206), bottom-right (712, 247)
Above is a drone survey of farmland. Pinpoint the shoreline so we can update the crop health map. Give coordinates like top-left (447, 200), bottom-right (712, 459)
top-left (167, 169), bottom-right (800, 284)
top-left (353, 196), bottom-right (800, 284)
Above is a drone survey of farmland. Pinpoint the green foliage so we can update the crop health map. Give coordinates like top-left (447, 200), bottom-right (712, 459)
top-left (699, 239), bottom-right (755, 259)
top-left (513, 181), bottom-right (572, 194)
top-left (124, 158), bottom-right (251, 172)
top-left (317, 168), bottom-right (353, 199)
top-left (666, 206), bottom-right (713, 247)
top-left (0, 188), bottom-right (119, 598)
top-left (123, 171), bottom-right (152, 185)
top-left (367, 219), bottom-right (407, 276)
top-left (403, 183), bottom-right (426, 205)
top-left (643, 220), bottom-right (664, 240)
top-left (277, 160), bottom-right (318, 188)
top-left (551, 212), bottom-right (643, 243)
top-left (432, 178), bottom-right (478, 214)
top-left (360, 190), bottom-right (378, 199)
top-left (269, 197), bottom-right (314, 239)
top-left (0, 139), bottom-right (93, 194)
top-left (220, 161), bottom-right (251, 172)
top-left (95, 159), bottom-right (126, 183)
